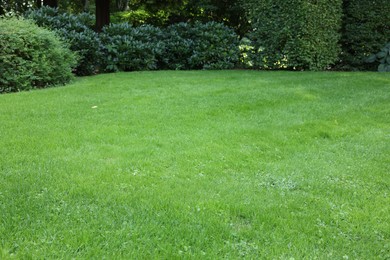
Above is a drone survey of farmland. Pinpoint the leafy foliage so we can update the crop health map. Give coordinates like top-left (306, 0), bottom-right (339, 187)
top-left (185, 0), bottom-right (249, 36)
top-left (100, 21), bottom-right (239, 71)
top-left (244, 0), bottom-right (342, 70)
top-left (162, 23), bottom-right (194, 70)
top-left (25, 6), bottom-right (103, 75)
top-left (100, 23), bottom-right (165, 72)
top-left (110, 0), bottom-right (248, 36)
top-left (0, 17), bottom-right (77, 93)
top-left (0, 0), bottom-right (36, 15)
top-left (340, 0), bottom-right (390, 70)
top-left (164, 21), bottom-right (240, 70)
top-left (187, 21), bottom-right (240, 69)
top-left (366, 42), bottom-right (390, 72)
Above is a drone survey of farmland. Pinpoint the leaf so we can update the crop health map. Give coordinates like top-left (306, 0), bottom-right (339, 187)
top-left (366, 54), bottom-right (377, 63)
top-left (378, 64), bottom-right (386, 72)
top-left (376, 51), bottom-right (387, 58)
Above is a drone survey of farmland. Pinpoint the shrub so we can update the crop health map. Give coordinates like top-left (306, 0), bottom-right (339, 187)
top-left (0, 17), bottom-right (77, 93)
top-left (100, 23), bottom-right (166, 72)
top-left (163, 23), bottom-right (195, 70)
top-left (340, 0), bottom-right (390, 70)
top-left (187, 21), bottom-right (240, 70)
top-left (100, 21), bottom-right (239, 72)
top-left (25, 7), bottom-right (103, 75)
top-left (244, 0), bottom-right (342, 70)
top-left (366, 42), bottom-right (390, 72)
top-left (163, 21), bottom-right (240, 70)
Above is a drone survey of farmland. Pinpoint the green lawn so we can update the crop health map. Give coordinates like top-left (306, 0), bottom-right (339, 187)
top-left (0, 71), bottom-right (389, 258)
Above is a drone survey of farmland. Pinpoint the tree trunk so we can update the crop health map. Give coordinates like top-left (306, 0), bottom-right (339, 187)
top-left (43, 0), bottom-right (58, 8)
top-left (96, 0), bottom-right (110, 32)
top-left (36, 0), bottom-right (42, 8)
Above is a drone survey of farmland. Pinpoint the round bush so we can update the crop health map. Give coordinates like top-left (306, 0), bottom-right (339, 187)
top-left (25, 7), bottom-right (103, 76)
top-left (163, 23), bottom-right (195, 70)
top-left (0, 17), bottom-right (77, 93)
top-left (188, 21), bottom-right (240, 70)
top-left (100, 23), bottom-right (166, 72)
top-left (163, 22), bottom-right (240, 70)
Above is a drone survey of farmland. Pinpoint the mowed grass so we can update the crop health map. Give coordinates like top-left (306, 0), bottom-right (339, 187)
top-left (0, 71), bottom-right (389, 258)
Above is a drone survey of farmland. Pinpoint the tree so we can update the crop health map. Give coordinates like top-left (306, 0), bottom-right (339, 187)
top-left (42, 0), bottom-right (57, 7)
top-left (96, 0), bottom-right (110, 31)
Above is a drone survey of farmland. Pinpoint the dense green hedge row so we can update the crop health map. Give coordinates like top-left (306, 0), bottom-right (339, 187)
top-left (244, 0), bottom-right (342, 70)
top-left (24, 7), bottom-right (239, 74)
top-left (243, 0), bottom-right (389, 71)
top-left (0, 17), bottom-right (77, 93)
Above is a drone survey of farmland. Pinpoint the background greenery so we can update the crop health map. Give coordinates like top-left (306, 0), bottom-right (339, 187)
top-left (1, 0), bottom-right (390, 79)
top-left (339, 0), bottom-right (390, 70)
top-left (243, 0), bottom-right (342, 70)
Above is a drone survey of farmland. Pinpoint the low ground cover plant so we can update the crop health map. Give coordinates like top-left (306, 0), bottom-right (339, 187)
top-left (0, 16), bottom-right (77, 93)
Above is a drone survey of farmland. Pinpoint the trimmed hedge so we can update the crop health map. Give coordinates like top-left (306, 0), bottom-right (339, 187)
top-left (0, 17), bottom-right (77, 93)
top-left (244, 0), bottom-right (342, 70)
top-left (340, 0), bottom-right (390, 70)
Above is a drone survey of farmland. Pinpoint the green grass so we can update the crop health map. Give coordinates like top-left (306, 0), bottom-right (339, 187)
top-left (0, 71), bottom-right (389, 258)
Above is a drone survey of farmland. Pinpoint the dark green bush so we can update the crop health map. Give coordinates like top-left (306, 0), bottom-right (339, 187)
top-left (25, 7), bottom-right (103, 75)
top-left (187, 21), bottom-right (240, 70)
top-left (163, 23), bottom-right (196, 70)
top-left (100, 21), bottom-right (239, 71)
top-left (366, 42), bottom-right (390, 72)
top-left (163, 21), bottom-right (240, 70)
top-left (100, 23), bottom-right (166, 72)
top-left (0, 17), bottom-right (77, 93)
top-left (340, 0), bottom-right (390, 70)
top-left (244, 0), bottom-right (342, 70)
